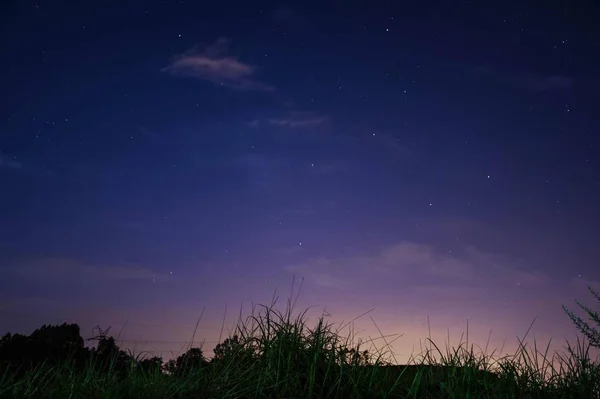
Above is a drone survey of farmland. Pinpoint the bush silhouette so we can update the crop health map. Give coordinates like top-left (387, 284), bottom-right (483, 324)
top-left (163, 347), bottom-right (207, 376)
top-left (563, 285), bottom-right (600, 349)
top-left (0, 323), bottom-right (139, 379)
top-left (138, 355), bottom-right (163, 374)
top-left (0, 323), bottom-right (88, 377)
top-left (212, 334), bottom-right (256, 366)
top-left (90, 335), bottom-right (136, 376)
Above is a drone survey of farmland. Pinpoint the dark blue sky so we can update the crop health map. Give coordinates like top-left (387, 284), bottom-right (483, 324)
top-left (1, 1), bottom-right (599, 361)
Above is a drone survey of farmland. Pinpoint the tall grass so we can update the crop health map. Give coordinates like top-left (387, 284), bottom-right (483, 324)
top-left (1, 292), bottom-right (599, 398)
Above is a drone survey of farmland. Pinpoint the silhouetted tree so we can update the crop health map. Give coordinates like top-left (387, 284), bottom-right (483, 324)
top-left (212, 334), bottom-right (255, 365)
top-left (163, 347), bottom-right (207, 376)
top-left (0, 322), bottom-right (167, 380)
top-left (87, 326), bottom-right (135, 376)
top-left (563, 285), bottom-right (600, 348)
top-left (0, 323), bottom-right (88, 377)
top-left (138, 355), bottom-right (163, 374)
top-left (0, 332), bottom-right (30, 377)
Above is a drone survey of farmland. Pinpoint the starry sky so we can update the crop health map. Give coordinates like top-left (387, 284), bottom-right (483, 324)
top-left (1, 1), bottom-right (599, 362)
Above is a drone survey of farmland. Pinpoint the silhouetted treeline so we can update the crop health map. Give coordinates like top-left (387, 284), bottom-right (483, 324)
top-left (0, 323), bottom-right (210, 379)
top-left (0, 322), bottom-right (377, 381)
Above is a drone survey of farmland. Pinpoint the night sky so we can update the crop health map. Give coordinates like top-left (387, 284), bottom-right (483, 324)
top-left (1, 1), bottom-right (599, 363)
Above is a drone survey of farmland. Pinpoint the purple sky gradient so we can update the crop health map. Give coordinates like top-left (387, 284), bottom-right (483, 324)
top-left (1, 1), bottom-right (599, 364)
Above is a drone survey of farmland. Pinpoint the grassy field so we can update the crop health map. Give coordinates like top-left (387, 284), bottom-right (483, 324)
top-left (1, 295), bottom-right (599, 398)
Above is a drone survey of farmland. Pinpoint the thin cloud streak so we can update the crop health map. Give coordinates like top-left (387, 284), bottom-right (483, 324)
top-left (268, 111), bottom-right (329, 129)
top-left (268, 116), bottom-right (327, 128)
top-left (247, 111), bottom-right (329, 130)
top-left (309, 160), bottom-right (349, 175)
top-left (472, 66), bottom-right (574, 92)
top-left (246, 119), bottom-right (260, 128)
top-left (233, 153), bottom-right (285, 189)
top-left (163, 37), bottom-right (274, 91)
top-left (0, 151), bottom-right (22, 170)
top-left (284, 241), bottom-right (552, 292)
top-left (0, 150), bottom-right (57, 178)
top-left (528, 75), bottom-right (573, 91)
top-left (4, 257), bottom-right (173, 283)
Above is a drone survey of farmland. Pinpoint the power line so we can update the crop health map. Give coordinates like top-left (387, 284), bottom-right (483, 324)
top-left (108, 339), bottom-right (221, 345)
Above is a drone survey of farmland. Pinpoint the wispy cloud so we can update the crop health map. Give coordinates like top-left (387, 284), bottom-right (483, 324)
top-left (233, 153), bottom-right (285, 188)
top-left (281, 208), bottom-right (316, 217)
top-left (162, 37), bottom-right (274, 91)
top-left (5, 257), bottom-right (173, 283)
top-left (565, 277), bottom-right (600, 300)
top-left (268, 111), bottom-right (328, 129)
top-left (246, 119), bottom-right (260, 128)
top-left (271, 7), bottom-right (295, 24)
top-left (0, 150), bottom-right (57, 178)
top-left (527, 75), bottom-right (573, 91)
top-left (233, 153), bottom-right (346, 190)
top-left (285, 257), bottom-right (348, 289)
top-left (248, 111), bottom-right (329, 130)
top-left (0, 296), bottom-right (77, 315)
top-left (0, 151), bottom-right (22, 170)
top-left (137, 126), bottom-right (166, 140)
top-left (284, 241), bottom-right (551, 292)
top-left (472, 66), bottom-right (573, 92)
top-left (270, 7), bottom-right (313, 31)
top-left (309, 160), bottom-right (349, 175)
top-left (373, 132), bottom-right (413, 157)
